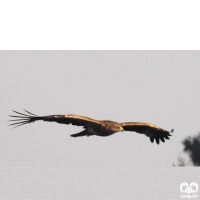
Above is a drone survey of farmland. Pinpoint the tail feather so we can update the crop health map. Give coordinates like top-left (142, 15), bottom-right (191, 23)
top-left (70, 130), bottom-right (88, 137)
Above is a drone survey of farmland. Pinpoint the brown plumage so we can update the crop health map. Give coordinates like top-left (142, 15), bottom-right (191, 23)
top-left (9, 110), bottom-right (173, 145)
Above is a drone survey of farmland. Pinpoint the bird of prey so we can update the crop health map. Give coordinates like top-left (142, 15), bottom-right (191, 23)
top-left (9, 110), bottom-right (173, 145)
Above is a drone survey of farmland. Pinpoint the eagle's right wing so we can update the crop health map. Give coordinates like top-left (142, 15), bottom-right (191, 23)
top-left (9, 110), bottom-right (104, 129)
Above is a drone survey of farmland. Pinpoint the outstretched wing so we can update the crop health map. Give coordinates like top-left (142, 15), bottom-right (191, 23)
top-left (121, 122), bottom-right (173, 144)
top-left (9, 110), bottom-right (103, 129)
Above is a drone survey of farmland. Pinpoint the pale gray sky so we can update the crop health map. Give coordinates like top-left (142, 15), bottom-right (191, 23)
top-left (0, 51), bottom-right (200, 199)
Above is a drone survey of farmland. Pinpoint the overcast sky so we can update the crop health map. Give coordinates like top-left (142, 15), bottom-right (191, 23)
top-left (0, 51), bottom-right (200, 199)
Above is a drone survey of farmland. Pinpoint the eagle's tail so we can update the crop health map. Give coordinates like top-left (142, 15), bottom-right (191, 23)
top-left (70, 130), bottom-right (88, 137)
top-left (9, 110), bottom-right (40, 129)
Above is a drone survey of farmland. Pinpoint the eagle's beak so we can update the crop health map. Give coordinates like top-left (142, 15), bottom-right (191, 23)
top-left (120, 127), bottom-right (124, 132)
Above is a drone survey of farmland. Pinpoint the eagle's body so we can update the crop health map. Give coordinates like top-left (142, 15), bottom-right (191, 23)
top-left (85, 120), bottom-right (123, 137)
top-left (9, 110), bottom-right (173, 145)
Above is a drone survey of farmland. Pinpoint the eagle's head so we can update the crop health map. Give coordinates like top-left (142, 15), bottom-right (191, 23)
top-left (103, 121), bottom-right (124, 133)
top-left (114, 126), bottom-right (124, 133)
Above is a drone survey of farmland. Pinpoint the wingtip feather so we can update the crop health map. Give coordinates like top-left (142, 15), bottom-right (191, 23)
top-left (23, 109), bottom-right (38, 116)
top-left (10, 121), bottom-right (30, 129)
top-left (164, 135), bottom-right (170, 140)
top-left (160, 137), bottom-right (165, 143)
top-left (150, 137), bottom-right (154, 143)
top-left (156, 137), bottom-right (160, 145)
top-left (12, 110), bottom-right (30, 117)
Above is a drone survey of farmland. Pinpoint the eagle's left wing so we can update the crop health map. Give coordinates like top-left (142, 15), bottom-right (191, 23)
top-left (121, 122), bottom-right (173, 144)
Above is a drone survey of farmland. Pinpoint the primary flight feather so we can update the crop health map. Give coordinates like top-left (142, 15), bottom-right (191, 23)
top-left (9, 110), bottom-right (173, 145)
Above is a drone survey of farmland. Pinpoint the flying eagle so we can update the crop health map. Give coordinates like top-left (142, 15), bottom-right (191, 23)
top-left (9, 110), bottom-right (173, 145)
